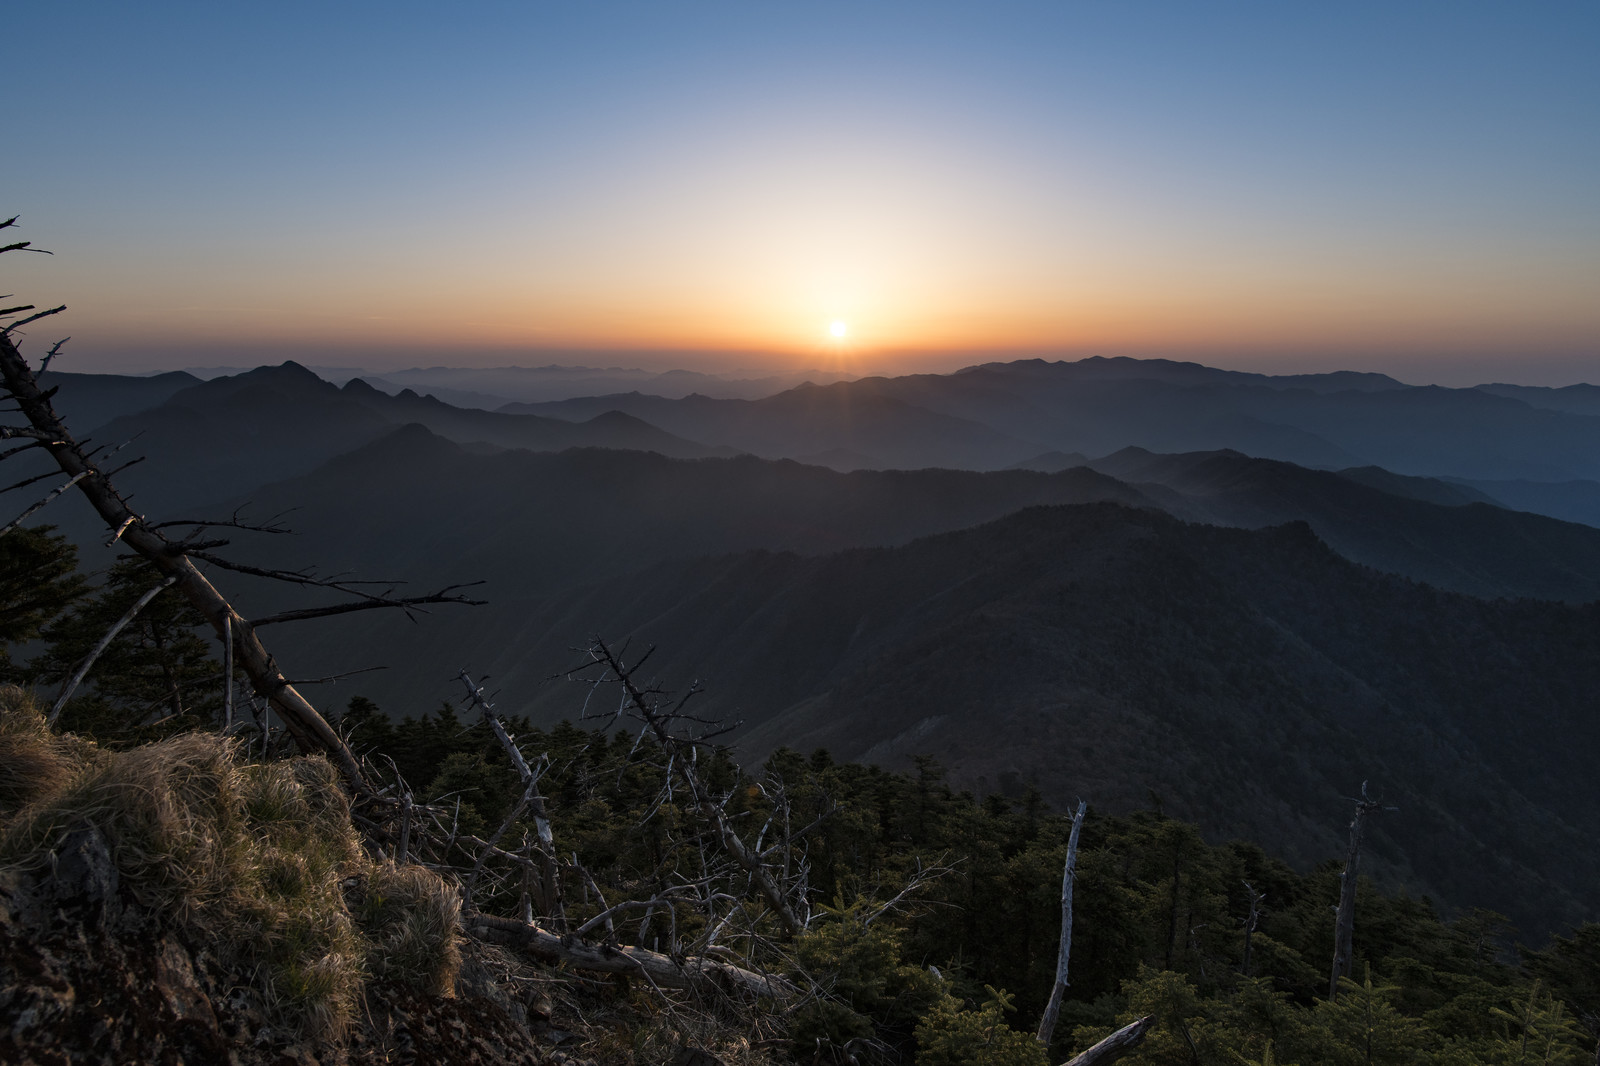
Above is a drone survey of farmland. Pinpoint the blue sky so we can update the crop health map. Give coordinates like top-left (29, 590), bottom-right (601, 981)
top-left (8, 2), bottom-right (1599, 383)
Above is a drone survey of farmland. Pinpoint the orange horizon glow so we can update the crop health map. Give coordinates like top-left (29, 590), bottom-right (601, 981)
top-left (9, 5), bottom-right (1597, 384)
top-left (53, 263), bottom-right (1599, 372)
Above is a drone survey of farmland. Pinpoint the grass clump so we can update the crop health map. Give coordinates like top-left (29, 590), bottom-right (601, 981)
top-left (0, 688), bottom-right (461, 1041)
top-left (357, 860), bottom-right (463, 993)
top-left (0, 685), bottom-right (102, 818)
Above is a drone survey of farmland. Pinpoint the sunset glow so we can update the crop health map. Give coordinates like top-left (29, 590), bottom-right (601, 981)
top-left (7, 3), bottom-right (1598, 383)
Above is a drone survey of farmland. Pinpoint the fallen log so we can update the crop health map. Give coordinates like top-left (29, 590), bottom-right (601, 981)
top-left (1062, 1016), bottom-right (1155, 1066)
top-left (466, 913), bottom-right (796, 1000)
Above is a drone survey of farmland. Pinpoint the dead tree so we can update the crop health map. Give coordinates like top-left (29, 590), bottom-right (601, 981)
top-left (1037, 798), bottom-right (1088, 1047)
top-left (0, 217), bottom-right (481, 790)
top-left (456, 670), bottom-right (566, 925)
top-left (1328, 781), bottom-right (1396, 1000)
top-left (569, 637), bottom-right (810, 938)
top-left (1241, 880), bottom-right (1264, 977)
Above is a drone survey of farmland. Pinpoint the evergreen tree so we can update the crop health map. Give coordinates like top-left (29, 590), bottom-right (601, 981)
top-left (32, 558), bottom-right (222, 739)
top-left (0, 524), bottom-right (85, 682)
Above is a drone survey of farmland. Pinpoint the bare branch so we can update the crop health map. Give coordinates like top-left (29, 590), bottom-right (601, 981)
top-left (1, 305), bottom-right (66, 333)
top-left (1037, 798), bottom-right (1089, 1047)
top-left (250, 585), bottom-right (486, 627)
top-left (149, 507), bottom-right (294, 534)
top-left (0, 426), bottom-right (57, 443)
top-left (0, 440), bottom-right (47, 462)
top-left (458, 670), bottom-right (566, 927)
top-left (0, 467), bottom-right (72, 496)
top-left (282, 665), bottom-right (388, 685)
top-left (572, 893), bottom-right (715, 941)
top-left (576, 638), bottom-right (806, 938)
top-left (48, 574), bottom-right (180, 726)
top-left (0, 470), bottom-right (89, 535)
top-left (38, 338), bottom-right (68, 373)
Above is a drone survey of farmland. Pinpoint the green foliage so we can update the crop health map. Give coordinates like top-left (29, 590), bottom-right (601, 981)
top-left (913, 986), bottom-right (1047, 1066)
top-left (0, 525), bottom-right (85, 682)
top-left (332, 711), bottom-right (1600, 1065)
top-left (790, 901), bottom-right (943, 1055)
top-left (1313, 968), bottom-right (1426, 1066)
top-left (1524, 924), bottom-right (1600, 1026)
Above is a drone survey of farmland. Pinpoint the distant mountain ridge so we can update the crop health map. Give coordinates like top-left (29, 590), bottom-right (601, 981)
top-left (53, 358), bottom-right (1600, 527)
top-left (147, 423), bottom-right (1600, 741)
top-left (67, 361), bottom-right (731, 514)
top-left (955, 354), bottom-right (1409, 393)
top-left (512, 503), bottom-right (1600, 936)
top-left (508, 356), bottom-right (1600, 495)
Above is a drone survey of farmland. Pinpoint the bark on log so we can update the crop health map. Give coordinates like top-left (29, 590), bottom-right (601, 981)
top-left (0, 331), bottom-right (369, 792)
top-left (466, 913), bottom-right (795, 1000)
top-left (1061, 1016), bottom-right (1154, 1066)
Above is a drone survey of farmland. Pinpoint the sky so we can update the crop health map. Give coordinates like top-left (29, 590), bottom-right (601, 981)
top-left (8, 1), bottom-right (1600, 384)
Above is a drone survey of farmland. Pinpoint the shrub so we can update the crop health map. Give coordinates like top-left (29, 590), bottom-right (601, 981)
top-left (914, 986), bottom-right (1047, 1066)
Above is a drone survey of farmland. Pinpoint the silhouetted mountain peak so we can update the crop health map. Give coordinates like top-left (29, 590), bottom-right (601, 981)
top-left (242, 360), bottom-right (328, 388)
top-left (332, 422), bottom-right (462, 468)
top-left (176, 361), bottom-right (343, 405)
top-left (582, 409), bottom-right (659, 430)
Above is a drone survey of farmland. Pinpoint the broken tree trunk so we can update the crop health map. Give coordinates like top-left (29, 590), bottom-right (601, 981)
top-left (1241, 880), bottom-right (1264, 977)
top-left (1037, 798), bottom-right (1088, 1047)
top-left (1061, 1016), bottom-right (1155, 1066)
top-left (466, 912), bottom-right (795, 1000)
top-left (1329, 782), bottom-right (1391, 1000)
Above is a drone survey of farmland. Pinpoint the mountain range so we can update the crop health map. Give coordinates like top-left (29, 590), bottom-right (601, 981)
top-left (29, 355), bottom-right (1600, 934)
top-left (507, 357), bottom-right (1600, 512)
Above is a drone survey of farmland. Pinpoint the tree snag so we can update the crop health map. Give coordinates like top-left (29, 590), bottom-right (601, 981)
top-left (1329, 781), bottom-right (1395, 1000)
top-left (1037, 797), bottom-right (1088, 1047)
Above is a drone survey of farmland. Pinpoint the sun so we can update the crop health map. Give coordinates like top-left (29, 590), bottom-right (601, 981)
top-left (829, 320), bottom-right (848, 339)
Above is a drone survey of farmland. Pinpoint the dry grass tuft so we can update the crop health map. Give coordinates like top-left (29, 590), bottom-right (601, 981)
top-left (0, 722), bottom-right (243, 917)
top-left (0, 685), bottom-right (99, 817)
top-left (0, 693), bottom-right (466, 1043)
top-left (231, 757), bottom-right (368, 1038)
top-left (359, 861), bottom-right (463, 994)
